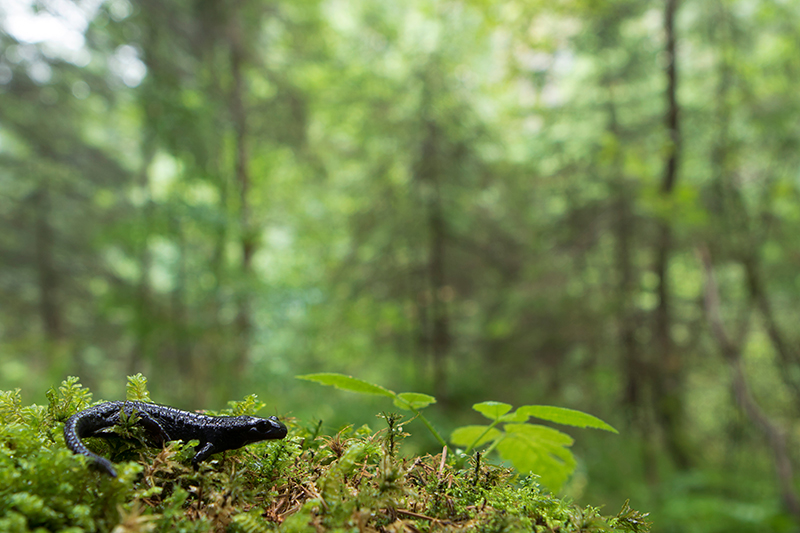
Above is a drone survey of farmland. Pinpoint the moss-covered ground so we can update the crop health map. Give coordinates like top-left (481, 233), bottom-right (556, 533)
top-left (0, 378), bottom-right (650, 532)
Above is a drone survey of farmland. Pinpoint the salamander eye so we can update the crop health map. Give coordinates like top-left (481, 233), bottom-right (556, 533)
top-left (255, 420), bottom-right (270, 432)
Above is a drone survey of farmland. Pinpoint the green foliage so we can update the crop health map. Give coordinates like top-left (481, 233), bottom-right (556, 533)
top-left (394, 392), bottom-right (437, 410)
top-left (225, 394), bottom-right (269, 417)
top-left (231, 508), bottom-right (271, 533)
top-left (299, 373), bottom-right (616, 492)
top-left (298, 374), bottom-right (438, 417)
top-left (450, 401), bottom-right (619, 491)
top-left (0, 376), bottom-right (647, 532)
top-left (272, 422), bottom-right (647, 533)
top-left (514, 405), bottom-right (619, 433)
top-left (45, 376), bottom-right (93, 423)
top-left (298, 373), bottom-right (446, 446)
top-left (0, 389), bottom-right (42, 427)
top-left (0, 385), bottom-right (137, 532)
top-left (125, 373), bottom-right (153, 403)
top-left (298, 373), bottom-right (396, 398)
top-left (609, 500), bottom-right (653, 533)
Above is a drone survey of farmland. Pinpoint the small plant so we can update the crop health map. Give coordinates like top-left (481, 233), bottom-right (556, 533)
top-left (125, 373), bottom-right (153, 403)
top-left (451, 400), bottom-right (617, 491)
top-left (297, 372), bottom-right (617, 491)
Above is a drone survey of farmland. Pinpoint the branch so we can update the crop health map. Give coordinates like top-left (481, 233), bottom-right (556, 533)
top-left (698, 245), bottom-right (800, 518)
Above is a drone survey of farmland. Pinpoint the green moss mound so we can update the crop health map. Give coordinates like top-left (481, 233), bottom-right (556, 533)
top-left (0, 377), bottom-right (650, 532)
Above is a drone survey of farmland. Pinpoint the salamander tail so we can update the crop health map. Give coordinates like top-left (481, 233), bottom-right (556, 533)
top-left (64, 409), bottom-right (119, 477)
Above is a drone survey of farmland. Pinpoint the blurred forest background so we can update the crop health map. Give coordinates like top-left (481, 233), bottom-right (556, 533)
top-left (2, 0), bottom-right (800, 531)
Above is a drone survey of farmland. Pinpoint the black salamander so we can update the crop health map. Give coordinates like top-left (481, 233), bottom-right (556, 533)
top-left (63, 401), bottom-right (288, 477)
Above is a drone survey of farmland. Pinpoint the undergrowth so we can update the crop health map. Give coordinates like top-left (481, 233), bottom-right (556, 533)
top-left (0, 375), bottom-right (651, 532)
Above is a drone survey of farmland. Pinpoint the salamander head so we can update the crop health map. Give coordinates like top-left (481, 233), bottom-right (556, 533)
top-left (243, 415), bottom-right (288, 444)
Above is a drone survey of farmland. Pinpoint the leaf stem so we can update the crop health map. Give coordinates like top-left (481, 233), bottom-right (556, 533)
top-left (410, 407), bottom-right (448, 449)
top-left (465, 420), bottom-right (501, 454)
top-left (481, 434), bottom-right (504, 457)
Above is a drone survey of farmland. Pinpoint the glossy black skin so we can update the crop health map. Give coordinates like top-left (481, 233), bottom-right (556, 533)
top-left (63, 401), bottom-right (288, 477)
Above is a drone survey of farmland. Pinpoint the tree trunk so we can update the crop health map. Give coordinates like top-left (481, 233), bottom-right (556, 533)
top-left (34, 187), bottom-right (62, 344)
top-left (606, 86), bottom-right (660, 484)
top-left (415, 115), bottom-right (451, 402)
top-left (231, 35), bottom-right (254, 389)
top-left (605, 89), bottom-right (642, 416)
top-left (129, 136), bottom-right (157, 376)
top-left (170, 214), bottom-right (192, 400)
top-left (428, 162), bottom-right (449, 403)
top-left (651, 0), bottom-right (692, 470)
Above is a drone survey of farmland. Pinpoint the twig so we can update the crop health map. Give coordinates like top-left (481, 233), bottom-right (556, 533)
top-left (396, 508), bottom-right (436, 521)
top-left (437, 445), bottom-right (447, 478)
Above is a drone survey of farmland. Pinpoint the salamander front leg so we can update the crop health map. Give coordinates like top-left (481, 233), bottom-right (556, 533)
top-left (192, 441), bottom-right (217, 469)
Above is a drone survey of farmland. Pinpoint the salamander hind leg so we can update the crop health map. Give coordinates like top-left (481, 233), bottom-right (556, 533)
top-left (134, 412), bottom-right (170, 446)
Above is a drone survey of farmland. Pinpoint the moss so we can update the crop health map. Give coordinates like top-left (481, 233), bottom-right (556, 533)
top-left (0, 378), bottom-right (650, 532)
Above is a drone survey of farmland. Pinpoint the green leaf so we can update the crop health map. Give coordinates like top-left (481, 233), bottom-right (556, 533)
top-left (450, 425), bottom-right (502, 447)
top-left (499, 410), bottom-right (531, 423)
top-left (516, 405), bottom-right (618, 433)
top-left (393, 392), bottom-right (436, 410)
top-left (496, 424), bottom-right (576, 492)
top-left (297, 373), bottom-right (396, 398)
top-left (472, 401), bottom-right (513, 420)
